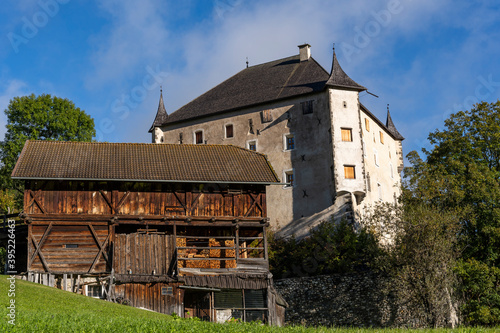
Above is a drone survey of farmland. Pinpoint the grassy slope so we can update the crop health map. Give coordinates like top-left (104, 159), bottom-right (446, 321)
top-left (0, 276), bottom-right (498, 333)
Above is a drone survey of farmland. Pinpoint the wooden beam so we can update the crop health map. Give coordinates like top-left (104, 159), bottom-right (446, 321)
top-left (87, 224), bottom-right (110, 273)
top-left (27, 189), bottom-right (46, 214)
top-left (115, 191), bottom-right (130, 212)
top-left (29, 222), bottom-right (53, 271)
top-left (99, 190), bottom-right (114, 214)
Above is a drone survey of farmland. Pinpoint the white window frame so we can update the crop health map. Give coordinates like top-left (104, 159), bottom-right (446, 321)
top-left (246, 139), bottom-right (257, 151)
top-left (86, 285), bottom-right (104, 299)
top-left (193, 129), bottom-right (204, 144)
top-left (374, 148), bottom-right (379, 167)
top-left (390, 162), bottom-right (394, 179)
top-left (224, 123), bottom-right (234, 139)
top-left (283, 133), bottom-right (295, 151)
top-left (377, 183), bottom-right (383, 201)
top-left (283, 169), bottom-right (295, 188)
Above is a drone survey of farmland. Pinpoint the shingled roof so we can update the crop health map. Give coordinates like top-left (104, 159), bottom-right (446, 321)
top-left (163, 54), bottom-right (330, 125)
top-left (325, 48), bottom-right (366, 91)
top-left (12, 141), bottom-right (280, 184)
top-left (148, 89), bottom-right (168, 132)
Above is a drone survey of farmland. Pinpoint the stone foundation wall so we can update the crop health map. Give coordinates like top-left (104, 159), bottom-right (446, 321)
top-left (274, 273), bottom-right (440, 328)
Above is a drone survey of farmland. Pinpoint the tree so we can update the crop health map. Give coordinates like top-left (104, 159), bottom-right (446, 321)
top-left (0, 94), bottom-right (95, 206)
top-left (363, 202), bottom-right (461, 328)
top-left (404, 101), bottom-right (500, 325)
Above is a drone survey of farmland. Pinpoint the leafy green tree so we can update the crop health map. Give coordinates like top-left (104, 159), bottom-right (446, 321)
top-left (0, 94), bottom-right (95, 207)
top-left (363, 202), bottom-right (461, 327)
top-left (404, 100), bottom-right (500, 325)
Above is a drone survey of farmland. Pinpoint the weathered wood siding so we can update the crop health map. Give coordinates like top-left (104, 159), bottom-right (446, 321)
top-left (114, 233), bottom-right (175, 275)
top-left (114, 282), bottom-right (183, 315)
top-left (29, 224), bottom-right (109, 273)
top-left (25, 181), bottom-right (267, 218)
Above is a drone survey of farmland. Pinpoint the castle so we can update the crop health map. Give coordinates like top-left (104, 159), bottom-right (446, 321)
top-left (149, 44), bottom-right (404, 238)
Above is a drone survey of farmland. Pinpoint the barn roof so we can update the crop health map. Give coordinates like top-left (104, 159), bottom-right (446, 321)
top-left (12, 140), bottom-right (280, 184)
top-left (162, 54), bottom-right (331, 125)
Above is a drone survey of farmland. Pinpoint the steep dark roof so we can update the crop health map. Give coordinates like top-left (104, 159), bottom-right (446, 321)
top-left (360, 104), bottom-right (404, 141)
top-left (148, 90), bottom-right (168, 132)
top-left (164, 55), bottom-right (330, 125)
top-left (385, 109), bottom-right (405, 140)
top-left (12, 140), bottom-right (280, 184)
top-left (325, 49), bottom-right (366, 91)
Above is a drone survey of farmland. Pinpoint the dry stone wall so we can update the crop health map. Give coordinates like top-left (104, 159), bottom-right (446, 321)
top-left (274, 273), bottom-right (433, 328)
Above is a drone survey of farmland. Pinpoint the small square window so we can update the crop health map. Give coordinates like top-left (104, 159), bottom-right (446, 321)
top-left (285, 134), bottom-right (295, 150)
top-left (365, 118), bottom-right (370, 132)
top-left (341, 128), bottom-right (352, 142)
top-left (195, 130), bottom-right (203, 144)
top-left (225, 124), bottom-right (234, 138)
top-left (247, 141), bottom-right (257, 151)
top-left (87, 285), bottom-right (103, 298)
top-left (344, 165), bottom-right (355, 179)
top-left (301, 100), bottom-right (314, 114)
top-left (261, 109), bottom-right (273, 123)
top-left (379, 131), bottom-right (384, 144)
top-left (284, 170), bottom-right (294, 187)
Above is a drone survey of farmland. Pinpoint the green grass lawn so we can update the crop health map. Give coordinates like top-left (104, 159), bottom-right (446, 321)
top-left (0, 275), bottom-right (498, 332)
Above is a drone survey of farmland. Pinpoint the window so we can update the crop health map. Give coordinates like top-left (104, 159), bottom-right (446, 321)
top-left (194, 130), bottom-right (203, 144)
top-left (344, 165), bottom-right (355, 179)
top-left (341, 128), bottom-right (352, 142)
top-left (343, 101), bottom-right (347, 108)
top-left (301, 100), bottom-right (314, 114)
top-left (284, 134), bottom-right (295, 150)
top-left (374, 149), bottom-right (379, 167)
top-left (179, 132), bottom-right (183, 144)
top-left (379, 131), bottom-right (384, 144)
top-left (214, 289), bottom-right (267, 323)
top-left (366, 172), bottom-right (371, 191)
top-left (86, 285), bottom-right (103, 299)
top-left (247, 140), bottom-right (257, 151)
top-left (365, 118), bottom-right (370, 131)
top-left (362, 139), bottom-right (367, 157)
top-left (261, 109), bottom-right (273, 123)
top-left (377, 183), bottom-right (383, 201)
top-left (225, 124), bottom-right (234, 138)
top-left (390, 163), bottom-right (394, 179)
top-left (284, 170), bottom-right (294, 187)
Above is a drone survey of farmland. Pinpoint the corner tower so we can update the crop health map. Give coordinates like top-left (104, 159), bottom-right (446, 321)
top-left (149, 88), bottom-right (168, 143)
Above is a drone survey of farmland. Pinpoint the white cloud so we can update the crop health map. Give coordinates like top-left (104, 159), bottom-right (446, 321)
top-left (0, 80), bottom-right (28, 140)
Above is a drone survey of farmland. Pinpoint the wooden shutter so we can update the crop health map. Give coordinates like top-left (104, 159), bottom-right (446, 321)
top-left (341, 128), bottom-right (352, 142)
top-left (344, 166), bottom-right (355, 179)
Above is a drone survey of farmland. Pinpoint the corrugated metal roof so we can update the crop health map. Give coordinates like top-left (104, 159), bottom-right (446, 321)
top-left (12, 140), bottom-right (280, 184)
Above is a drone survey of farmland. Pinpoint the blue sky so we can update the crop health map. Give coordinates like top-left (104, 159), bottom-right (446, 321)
top-left (1, 0), bottom-right (500, 159)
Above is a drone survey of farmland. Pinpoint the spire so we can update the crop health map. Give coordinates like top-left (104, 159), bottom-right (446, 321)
top-left (385, 104), bottom-right (404, 140)
top-left (325, 44), bottom-right (366, 91)
top-left (148, 88), bottom-right (168, 133)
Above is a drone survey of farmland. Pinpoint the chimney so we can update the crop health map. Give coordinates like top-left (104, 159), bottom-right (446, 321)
top-left (298, 43), bottom-right (311, 62)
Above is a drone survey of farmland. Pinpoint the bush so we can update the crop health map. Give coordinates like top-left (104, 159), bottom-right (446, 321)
top-left (268, 218), bottom-right (381, 279)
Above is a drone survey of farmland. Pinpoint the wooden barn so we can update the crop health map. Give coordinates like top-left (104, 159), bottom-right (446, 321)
top-left (12, 140), bottom-right (287, 325)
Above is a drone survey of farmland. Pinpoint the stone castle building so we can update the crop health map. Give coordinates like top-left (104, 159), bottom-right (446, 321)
top-left (149, 44), bottom-right (404, 238)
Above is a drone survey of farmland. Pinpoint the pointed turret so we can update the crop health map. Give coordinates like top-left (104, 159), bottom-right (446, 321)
top-left (385, 105), bottom-right (404, 140)
top-left (325, 46), bottom-right (366, 91)
top-left (149, 88), bottom-right (168, 133)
